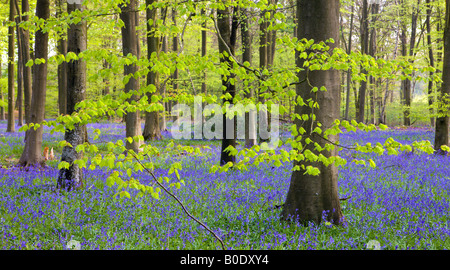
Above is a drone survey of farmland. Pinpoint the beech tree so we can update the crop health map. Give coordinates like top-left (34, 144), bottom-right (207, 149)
top-left (120, 0), bottom-right (141, 153)
top-left (281, 0), bottom-right (344, 225)
top-left (142, 0), bottom-right (162, 141)
top-left (217, 5), bottom-right (239, 166)
top-left (18, 0), bottom-right (50, 167)
top-left (57, 2), bottom-right (87, 191)
top-left (434, 0), bottom-right (450, 152)
top-left (7, 0), bottom-right (15, 133)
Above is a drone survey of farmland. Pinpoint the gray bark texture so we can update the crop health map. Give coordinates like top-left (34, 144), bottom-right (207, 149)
top-left (281, 0), bottom-right (344, 226)
top-left (57, 3), bottom-right (87, 191)
top-left (18, 0), bottom-right (50, 167)
top-left (434, 0), bottom-right (450, 152)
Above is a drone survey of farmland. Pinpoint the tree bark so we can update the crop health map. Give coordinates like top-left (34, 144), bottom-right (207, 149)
top-left (356, 0), bottom-right (369, 123)
top-left (434, 0), bottom-right (450, 152)
top-left (57, 2), bottom-right (87, 191)
top-left (241, 8), bottom-right (256, 148)
top-left (426, 0), bottom-right (435, 127)
top-left (281, 0), bottom-right (344, 226)
top-left (16, 13), bottom-right (24, 127)
top-left (56, 0), bottom-right (67, 116)
top-left (344, 1), bottom-right (354, 121)
top-left (18, 0), bottom-right (50, 167)
top-left (218, 5), bottom-right (238, 165)
top-left (143, 0), bottom-right (162, 141)
top-left (7, 0), bottom-right (16, 133)
top-left (120, 0), bottom-right (141, 153)
top-left (0, 54), bottom-right (4, 121)
top-left (20, 0), bottom-right (32, 124)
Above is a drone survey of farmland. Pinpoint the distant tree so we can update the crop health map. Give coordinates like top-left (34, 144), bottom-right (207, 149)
top-left (56, 0), bottom-right (67, 116)
top-left (281, 0), bottom-right (344, 225)
top-left (18, 0), bottom-right (50, 166)
top-left (57, 1), bottom-right (87, 191)
top-left (7, 0), bottom-right (16, 133)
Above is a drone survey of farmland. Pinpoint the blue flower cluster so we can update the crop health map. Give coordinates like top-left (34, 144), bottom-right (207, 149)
top-left (0, 121), bottom-right (449, 250)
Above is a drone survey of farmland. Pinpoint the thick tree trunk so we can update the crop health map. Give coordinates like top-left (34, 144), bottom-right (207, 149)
top-left (120, 0), bottom-right (141, 153)
top-left (57, 2), bottom-right (87, 191)
top-left (7, 0), bottom-right (16, 133)
top-left (143, 0), bottom-right (162, 141)
top-left (434, 0), bottom-right (450, 152)
top-left (18, 0), bottom-right (50, 167)
top-left (281, 0), bottom-right (344, 226)
top-left (56, 0), bottom-right (67, 116)
top-left (241, 8), bottom-right (256, 148)
top-left (218, 6), bottom-right (238, 165)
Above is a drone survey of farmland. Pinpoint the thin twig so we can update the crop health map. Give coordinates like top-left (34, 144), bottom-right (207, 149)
top-left (129, 151), bottom-right (226, 250)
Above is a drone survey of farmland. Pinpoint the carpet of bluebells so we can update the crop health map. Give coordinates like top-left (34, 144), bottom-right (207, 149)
top-left (0, 120), bottom-right (449, 250)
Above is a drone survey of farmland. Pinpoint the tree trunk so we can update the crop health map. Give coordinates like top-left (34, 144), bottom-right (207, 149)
top-left (241, 8), bottom-right (256, 148)
top-left (20, 0), bottom-right (32, 124)
top-left (7, 0), bottom-right (16, 133)
top-left (57, 2), bottom-right (87, 191)
top-left (143, 0), bottom-right (162, 141)
top-left (201, 8), bottom-right (207, 97)
top-left (120, 0), bottom-right (141, 153)
top-left (18, 0), bottom-right (50, 167)
top-left (281, 0), bottom-right (344, 226)
top-left (344, 1), bottom-right (354, 121)
top-left (357, 0), bottom-right (369, 123)
top-left (16, 13), bottom-right (23, 127)
top-left (259, 9), bottom-right (269, 143)
top-left (0, 54), bottom-right (4, 121)
top-left (160, 35), bottom-right (168, 131)
top-left (171, 8), bottom-right (179, 121)
top-left (434, 0), bottom-right (450, 152)
top-left (368, 3), bottom-right (379, 125)
top-left (56, 0), bottom-right (67, 116)
top-left (218, 5), bottom-right (238, 165)
top-left (426, 0), bottom-right (435, 128)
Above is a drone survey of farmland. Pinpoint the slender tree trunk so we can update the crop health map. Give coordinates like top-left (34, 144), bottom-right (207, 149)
top-left (357, 0), bottom-right (369, 123)
top-left (0, 55), bottom-right (4, 121)
top-left (368, 3), bottom-right (379, 124)
top-left (18, 0), bottom-right (50, 167)
top-left (434, 0), bottom-right (450, 152)
top-left (16, 14), bottom-right (23, 127)
top-left (7, 0), bottom-right (16, 133)
top-left (56, 0), bottom-right (67, 116)
top-left (281, 0), bottom-right (344, 226)
top-left (201, 8), bottom-right (207, 97)
top-left (171, 8), bottom-right (179, 121)
top-left (143, 0), bottom-right (162, 141)
top-left (21, 0), bottom-right (32, 124)
top-left (57, 2), bottom-right (87, 191)
top-left (426, 0), bottom-right (435, 127)
top-left (344, 2), bottom-right (354, 121)
top-left (160, 35), bottom-right (167, 131)
top-left (241, 8), bottom-right (256, 148)
top-left (120, 0), bottom-right (141, 153)
top-left (218, 5), bottom-right (238, 165)
top-left (259, 9), bottom-right (269, 143)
